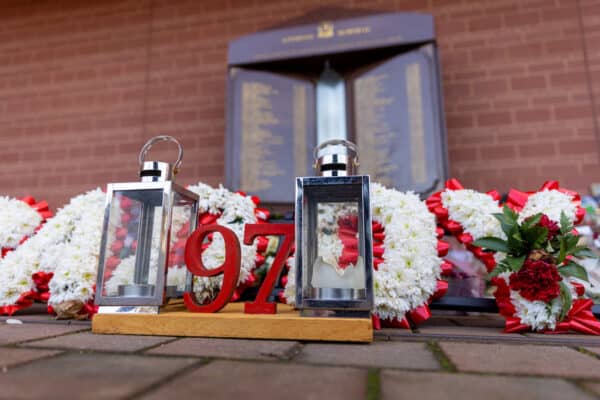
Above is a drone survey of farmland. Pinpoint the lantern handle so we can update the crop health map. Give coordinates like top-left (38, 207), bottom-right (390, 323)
top-left (313, 139), bottom-right (359, 167)
top-left (139, 135), bottom-right (184, 175)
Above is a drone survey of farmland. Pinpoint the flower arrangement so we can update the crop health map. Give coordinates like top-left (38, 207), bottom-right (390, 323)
top-left (284, 183), bottom-right (448, 327)
top-left (0, 196), bottom-right (52, 258)
top-left (0, 189), bottom-right (105, 316)
top-left (474, 205), bottom-right (600, 334)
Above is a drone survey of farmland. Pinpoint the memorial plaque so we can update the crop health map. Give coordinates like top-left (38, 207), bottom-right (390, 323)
top-left (225, 69), bottom-right (315, 203)
top-left (226, 12), bottom-right (448, 203)
top-left (353, 44), bottom-right (445, 194)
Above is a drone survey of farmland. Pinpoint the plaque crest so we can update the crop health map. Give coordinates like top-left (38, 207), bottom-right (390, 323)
top-left (317, 21), bottom-right (334, 39)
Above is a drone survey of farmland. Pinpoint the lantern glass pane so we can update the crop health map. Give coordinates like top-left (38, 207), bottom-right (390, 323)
top-left (165, 191), bottom-right (197, 292)
top-left (100, 189), bottom-right (164, 298)
top-left (304, 199), bottom-right (367, 300)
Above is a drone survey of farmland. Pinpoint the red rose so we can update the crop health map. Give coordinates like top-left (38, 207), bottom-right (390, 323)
top-left (538, 214), bottom-right (560, 240)
top-left (509, 259), bottom-right (562, 303)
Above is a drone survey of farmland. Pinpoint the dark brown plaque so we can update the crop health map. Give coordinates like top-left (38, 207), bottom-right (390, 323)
top-left (225, 68), bottom-right (315, 203)
top-left (352, 44), bottom-right (446, 194)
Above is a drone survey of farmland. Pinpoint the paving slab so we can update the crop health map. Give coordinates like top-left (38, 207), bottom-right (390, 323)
top-left (0, 348), bottom-right (62, 369)
top-left (584, 347), bottom-right (600, 357)
top-left (439, 342), bottom-right (600, 378)
top-left (525, 333), bottom-right (600, 346)
top-left (582, 382), bottom-right (600, 397)
top-left (0, 353), bottom-right (197, 400)
top-left (23, 332), bottom-right (175, 352)
top-left (381, 370), bottom-right (595, 400)
top-left (0, 323), bottom-right (88, 346)
top-left (294, 341), bottom-right (439, 370)
top-left (416, 325), bottom-right (517, 338)
top-left (141, 360), bottom-right (367, 400)
top-left (147, 337), bottom-right (299, 360)
top-left (450, 315), bottom-right (506, 328)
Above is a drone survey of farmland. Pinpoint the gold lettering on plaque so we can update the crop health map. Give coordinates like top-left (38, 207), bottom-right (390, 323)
top-left (240, 82), bottom-right (284, 192)
top-left (354, 74), bottom-right (396, 187)
top-left (293, 85), bottom-right (307, 178)
top-left (282, 34), bottom-right (315, 44)
top-left (406, 63), bottom-right (427, 185)
top-left (337, 26), bottom-right (371, 37)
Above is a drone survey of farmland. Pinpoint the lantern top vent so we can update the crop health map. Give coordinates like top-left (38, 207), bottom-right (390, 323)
top-left (313, 139), bottom-right (359, 177)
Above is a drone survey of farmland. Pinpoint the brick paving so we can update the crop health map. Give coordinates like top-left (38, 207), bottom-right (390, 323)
top-left (1, 310), bottom-right (600, 399)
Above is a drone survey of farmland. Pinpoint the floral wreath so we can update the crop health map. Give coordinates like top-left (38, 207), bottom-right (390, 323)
top-left (477, 206), bottom-right (599, 334)
top-left (429, 179), bottom-right (598, 334)
top-left (0, 196), bottom-right (52, 258)
top-left (490, 181), bottom-right (595, 333)
top-left (283, 183), bottom-right (449, 327)
top-left (0, 189), bottom-right (105, 316)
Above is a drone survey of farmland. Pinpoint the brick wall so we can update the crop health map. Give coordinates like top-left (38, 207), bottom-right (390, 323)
top-left (0, 0), bottom-right (599, 208)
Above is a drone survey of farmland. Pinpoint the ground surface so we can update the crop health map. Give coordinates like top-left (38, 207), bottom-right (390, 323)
top-left (2, 305), bottom-right (600, 400)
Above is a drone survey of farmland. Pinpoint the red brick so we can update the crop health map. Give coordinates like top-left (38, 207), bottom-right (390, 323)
top-left (477, 111), bottom-right (513, 127)
top-left (558, 139), bottom-right (599, 155)
top-left (518, 142), bottom-right (555, 157)
top-left (550, 71), bottom-right (587, 87)
top-left (504, 12), bottom-right (540, 28)
top-left (472, 79), bottom-right (508, 96)
top-left (468, 15), bottom-right (503, 32)
top-left (554, 105), bottom-right (593, 120)
top-left (511, 76), bottom-right (547, 90)
top-left (480, 145), bottom-right (517, 160)
top-left (544, 38), bottom-right (583, 55)
top-left (508, 43), bottom-right (543, 60)
top-left (515, 108), bottom-right (551, 123)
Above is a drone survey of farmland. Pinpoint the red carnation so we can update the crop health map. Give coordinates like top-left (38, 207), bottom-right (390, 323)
top-left (509, 259), bottom-right (562, 303)
top-left (537, 214), bottom-right (560, 240)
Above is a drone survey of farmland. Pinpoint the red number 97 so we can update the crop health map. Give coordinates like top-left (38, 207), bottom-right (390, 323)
top-left (183, 223), bottom-right (294, 314)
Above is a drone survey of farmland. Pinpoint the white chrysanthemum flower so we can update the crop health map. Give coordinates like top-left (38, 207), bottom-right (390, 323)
top-left (0, 189), bottom-right (104, 309)
top-left (47, 190), bottom-right (105, 307)
top-left (285, 183), bottom-right (441, 321)
top-left (0, 197), bottom-right (43, 250)
top-left (518, 189), bottom-right (576, 227)
top-left (441, 189), bottom-right (505, 240)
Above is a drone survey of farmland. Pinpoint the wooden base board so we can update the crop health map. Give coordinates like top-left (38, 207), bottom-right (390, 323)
top-left (92, 303), bottom-right (373, 343)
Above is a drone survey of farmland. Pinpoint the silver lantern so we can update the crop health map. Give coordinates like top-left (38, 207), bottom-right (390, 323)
top-left (295, 139), bottom-right (373, 317)
top-left (95, 136), bottom-right (199, 314)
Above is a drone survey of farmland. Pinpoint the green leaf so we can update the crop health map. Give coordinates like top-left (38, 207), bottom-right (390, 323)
top-left (559, 261), bottom-right (589, 282)
top-left (521, 213), bottom-right (542, 230)
top-left (493, 213), bottom-right (515, 238)
top-left (472, 237), bottom-right (509, 253)
top-left (488, 255), bottom-right (524, 278)
top-left (557, 237), bottom-right (567, 264)
top-left (504, 254), bottom-right (526, 272)
top-left (560, 211), bottom-right (573, 235)
top-left (558, 281), bottom-right (572, 322)
top-left (507, 226), bottom-right (526, 255)
top-left (522, 226), bottom-right (548, 249)
top-left (572, 246), bottom-right (598, 259)
top-left (502, 205), bottom-right (519, 223)
top-left (489, 263), bottom-right (511, 278)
